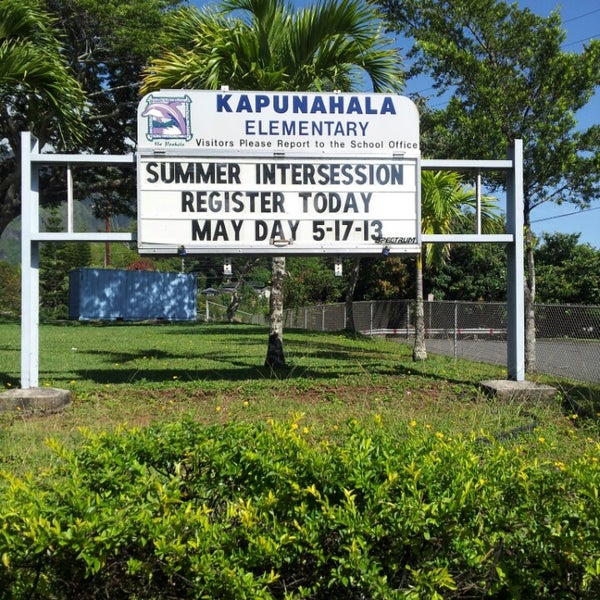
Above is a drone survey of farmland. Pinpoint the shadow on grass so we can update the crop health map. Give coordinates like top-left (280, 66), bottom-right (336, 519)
top-left (46, 354), bottom-right (490, 387)
top-left (43, 346), bottom-right (415, 385)
top-left (25, 321), bottom-right (511, 389)
top-left (0, 372), bottom-right (19, 388)
top-left (550, 378), bottom-right (600, 421)
top-left (164, 324), bottom-right (267, 336)
top-left (65, 365), bottom-right (354, 385)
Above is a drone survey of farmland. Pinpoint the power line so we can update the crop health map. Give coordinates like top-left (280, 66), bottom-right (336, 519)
top-left (561, 7), bottom-right (600, 48)
top-left (563, 8), bottom-right (600, 23)
top-left (531, 205), bottom-right (600, 224)
top-left (563, 35), bottom-right (598, 48)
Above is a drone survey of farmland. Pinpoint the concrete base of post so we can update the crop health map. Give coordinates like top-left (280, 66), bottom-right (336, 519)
top-left (480, 379), bottom-right (557, 403)
top-left (0, 387), bottom-right (71, 416)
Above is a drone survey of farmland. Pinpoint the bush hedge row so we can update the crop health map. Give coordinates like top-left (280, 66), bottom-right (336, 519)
top-left (0, 417), bottom-right (599, 599)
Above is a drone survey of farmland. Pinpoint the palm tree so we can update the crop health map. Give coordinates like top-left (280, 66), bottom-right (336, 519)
top-left (141, 0), bottom-right (403, 368)
top-left (414, 170), bottom-right (503, 360)
top-left (0, 0), bottom-right (87, 238)
top-left (0, 0), bottom-right (86, 145)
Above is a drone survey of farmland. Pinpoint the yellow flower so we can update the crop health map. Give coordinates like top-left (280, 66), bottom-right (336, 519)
top-left (410, 420), bottom-right (417, 427)
top-left (215, 405), bottom-right (222, 412)
top-left (538, 436), bottom-right (545, 444)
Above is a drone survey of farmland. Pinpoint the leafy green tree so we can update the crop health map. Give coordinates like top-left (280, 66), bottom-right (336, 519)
top-left (40, 210), bottom-right (92, 320)
top-left (142, 0), bottom-right (403, 368)
top-left (0, 0), bottom-right (86, 143)
top-left (44, 0), bottom-right (184, 240)
top-left (429, 240), bottom-right (507, 302)
top-left (284, 257), bottom-right (346, 308)
top-left (349, 256), bottom-right (413, 301)
top-left (45, 0), bottom-right (182, 154)
top-left (535, 233), bottom-right (600, 305)
top-left (0, 0), bottom-right (86, 236)
top-left (0, 0), bottom-right (185, 246)
top-left (377, 0), bottom-right (600, 371)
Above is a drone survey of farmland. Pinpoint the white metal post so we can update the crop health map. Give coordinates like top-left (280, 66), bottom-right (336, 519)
top-left (475, 171), bottom-right (482, 235)
top-left (453, 302), bottom-right (458, 360)
top-left (20, 132), bottom-right (40, 388)
top-left (67, 163), bottom-right (74, 233)
top-left (506, 139), bottom-right (525, 381)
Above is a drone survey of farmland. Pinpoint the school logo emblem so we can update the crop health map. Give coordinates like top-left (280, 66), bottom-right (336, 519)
top-left (141, 94), bottom-right (192, 141)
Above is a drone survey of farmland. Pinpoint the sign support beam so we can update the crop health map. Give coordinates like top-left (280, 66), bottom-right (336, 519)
top-left (506, 139), bottom-right (525, 381)
top-left (421, 146), bottom-right (525, 381)
top-left (20, 133), bottom-right (40, 389)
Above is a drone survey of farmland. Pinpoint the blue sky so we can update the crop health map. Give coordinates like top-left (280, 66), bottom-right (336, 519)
top-left (190, 0), bottom-right (599, 248)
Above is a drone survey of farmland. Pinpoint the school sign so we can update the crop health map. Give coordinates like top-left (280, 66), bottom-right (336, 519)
top-left (136, 90), bottom-right (421, 255)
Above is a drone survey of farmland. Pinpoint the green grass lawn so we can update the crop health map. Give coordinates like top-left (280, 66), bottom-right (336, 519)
top-left (0, 319), bottom-right (599, 476)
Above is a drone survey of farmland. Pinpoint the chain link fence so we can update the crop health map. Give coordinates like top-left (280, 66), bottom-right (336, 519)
top-left (203, 298), bottom-right (599, 382)
top-left (202, 300), bottom-right (266, 325)
top-left (282, 300), bottom-right (600, 383)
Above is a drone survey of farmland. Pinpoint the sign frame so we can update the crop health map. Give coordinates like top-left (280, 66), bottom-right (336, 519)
top-left (18, 132), bottom-right (525, 386)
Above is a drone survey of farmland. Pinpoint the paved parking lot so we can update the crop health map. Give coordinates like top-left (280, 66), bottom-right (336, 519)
top-left (425, 338), bottom-right (600, 383)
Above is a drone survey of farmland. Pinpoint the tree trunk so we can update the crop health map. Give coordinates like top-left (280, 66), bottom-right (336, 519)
top-left (226, 289), bottom-right (241, 322)
top-left (524, 228), bottom-right (537, 373)
top-left (226, 259), bottom-right (257, 322)
top-left (265, 256), bottom-right (286, 369)
top-left (344, 257), bottom-right (361, 332)
top-left (413, 253), bottom-right (427, 361)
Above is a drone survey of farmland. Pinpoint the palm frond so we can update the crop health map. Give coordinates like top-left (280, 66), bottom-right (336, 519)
top-left (0, 0), bottom-right (86, 144)
top-left (421, 170), bottom-right (502, 268)
top-left (142, 0), bottom-right (404, 94)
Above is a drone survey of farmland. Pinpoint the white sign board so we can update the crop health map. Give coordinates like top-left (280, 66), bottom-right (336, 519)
top-left (137, 90), bottom-right (420, 254)
top-left (137, 156), bottom-right (419, 254)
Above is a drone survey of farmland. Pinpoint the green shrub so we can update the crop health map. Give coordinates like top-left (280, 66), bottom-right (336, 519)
top-left (0, 418), bottom-right (599, 598)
